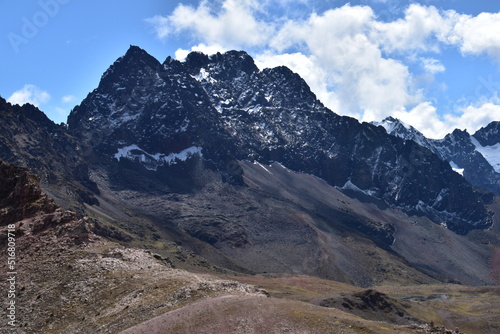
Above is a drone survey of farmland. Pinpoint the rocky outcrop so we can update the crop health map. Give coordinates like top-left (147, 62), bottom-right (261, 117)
top-left (320, 289), bottom-right (418, 325)
top-left (0, 160), bottom-right (56, 225)
top-left (0, 160), bottom-right (94, 245)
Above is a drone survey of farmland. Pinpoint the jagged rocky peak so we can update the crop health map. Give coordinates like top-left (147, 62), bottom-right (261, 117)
top-left (374, 116), bottom-right (500, 196)
top-left (14, 101), bottom-right (59, 130)
top-left (95, 45), bottom-right (161, 94)
top-left (118, 45), bottom-right (161, 69)
top-left (374, 116), bottom-right (419, 137)
top-left (182, 49), bottom-right (318, 110)
top-left (474, 121), bottom-right (500, 146)
top-left (373, 117), bottom-right (412, 138)
top-left (448, 128), bottom-right (470, 140)
top-left (0, 97), bottom-right (58, 132)
top-left (372, 116), bottom-right (434, 149)
top-left (185, 50), bottom-right (259, 77)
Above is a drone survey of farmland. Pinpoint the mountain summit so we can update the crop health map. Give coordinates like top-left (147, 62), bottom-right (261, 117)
top-left (67, 46), bottom-right (492, 235)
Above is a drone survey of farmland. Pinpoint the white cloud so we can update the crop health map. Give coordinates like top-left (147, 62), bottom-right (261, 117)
top-left (370, 5), bottom-right (500, 63)
top-left (390, 101), bottom-right (500, 139)
top-left (147, 0), bottom-right (274, 49)
top-left (175, 43), bottom-right (227, 61)
top-left (145, 15), bottom-right (171, 39)
top-left (7, 84), bottom-right (50, 107)
top-left (448, 12), bottom-right (500, 62)
top-left (446, 103), bottom-right (500, 134)
top-left (420, 57), bottom-right (445, 74)
top-left (62, 95), bottom-right (75, 103)
top-left (393, 102), bottom-right (448, 139)
top-left (269, 4), bottom-right (417, 120)
top-left (372, 4), bottom-right (447, 53)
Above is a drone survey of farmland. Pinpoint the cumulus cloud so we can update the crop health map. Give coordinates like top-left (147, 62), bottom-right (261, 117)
top-left (7, 84), bottom-right (50, 107)
top-left (390, 102), bottom-right (500, 139)
top-left (372, 4), bottom-right (448, 53)
top-left (371, 5), bottom-right (500, 62)
top-left (147, 0), bottom-right (274, 49)
top-left (449, 12), bottom-right (500, 62)
top-left (392, 102), bottom-right (447, 139)
top-left (447, 103), bottom-right (500, 134)
top-left (268, 4), bottom-right (418, 120)
top-left (147, 0), bottom-right (500, 137)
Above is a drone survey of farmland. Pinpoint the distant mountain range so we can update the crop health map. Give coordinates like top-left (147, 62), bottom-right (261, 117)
top-left (373, 117), bottom-right (500, 195)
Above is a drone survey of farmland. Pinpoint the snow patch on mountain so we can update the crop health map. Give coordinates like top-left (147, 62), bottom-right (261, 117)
top-left (372, 117), bottom-right (430, 148)
top-left (339, 180), bottom-right (377, 197)
top-left (471, 136), bottom-right (500, 173)
top-left (449, 161), bottom-right (464, 176)
top-left (373, 117), bottom-right (410, 134)
top-left (254, 161), bottom-right (273, 175)
top-left (175, 118), bottom-right (190, 133)
top-left (192, 68), bottom-right (217, 84)
top-left (114, 145), bottom-right (203, 171)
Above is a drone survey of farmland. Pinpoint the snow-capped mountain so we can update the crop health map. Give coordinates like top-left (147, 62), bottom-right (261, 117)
top-left (65, 46), bottom-right (492, 234)
top-left (374, 117), bottom-right (500, 195)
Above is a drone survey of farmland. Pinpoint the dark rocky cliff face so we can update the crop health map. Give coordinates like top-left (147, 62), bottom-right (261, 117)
top-left (67, 46), bottom-right (492, 234)
top-left (474, 121), bottom-right (500, 146)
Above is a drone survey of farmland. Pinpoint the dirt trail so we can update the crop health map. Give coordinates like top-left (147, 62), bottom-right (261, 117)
top-left (491, 247), bottom-right (500, 284)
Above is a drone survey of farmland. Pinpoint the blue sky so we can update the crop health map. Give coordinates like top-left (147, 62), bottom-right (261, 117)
top-left (1, 0), bottom-right (500, 138)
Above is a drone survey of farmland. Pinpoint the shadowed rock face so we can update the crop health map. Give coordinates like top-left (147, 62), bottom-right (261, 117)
top-left (67, 46), bottom-right (492, 234)
top-left (475, 121), bottom-right (500, 146)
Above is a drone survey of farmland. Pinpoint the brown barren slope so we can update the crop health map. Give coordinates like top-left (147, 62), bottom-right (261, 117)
top-left (120, 294), bottom-right (430, 334)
